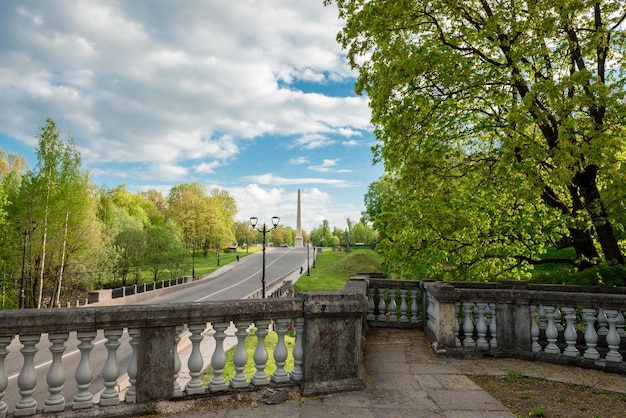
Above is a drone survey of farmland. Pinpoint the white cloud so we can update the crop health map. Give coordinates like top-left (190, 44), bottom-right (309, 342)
top-left (242, 173), bottom-right (348, 187)
top-left (289, 157), bottom-right (310, 165)
top-left (308, 158), bottom-right (352, 173)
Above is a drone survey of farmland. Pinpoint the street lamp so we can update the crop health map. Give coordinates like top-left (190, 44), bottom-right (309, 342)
top-left (307, 243), bottom-right (310, 276)
top-left (217, 240), bottom-right (221, 266)
top-left (250, 216), bottom-right (280, 298)
top-left (18, 221), bottom-right (37, 309)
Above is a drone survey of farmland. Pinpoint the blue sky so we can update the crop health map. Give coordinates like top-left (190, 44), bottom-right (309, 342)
top-left (0, 0), bottom-right (382, 233)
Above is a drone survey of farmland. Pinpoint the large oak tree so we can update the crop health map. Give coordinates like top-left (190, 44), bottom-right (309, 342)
top-left (329, 0), bottom-right (626, 281)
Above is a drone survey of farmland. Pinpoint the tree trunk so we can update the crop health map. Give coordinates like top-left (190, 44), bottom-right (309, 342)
top-left (573, 165), bottom-right (625, 266)
top-left (53, 205), bottom-right (70, 307)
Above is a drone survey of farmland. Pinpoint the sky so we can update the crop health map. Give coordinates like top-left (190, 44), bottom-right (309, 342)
top-left (0, 0), bottom-right (382, 233)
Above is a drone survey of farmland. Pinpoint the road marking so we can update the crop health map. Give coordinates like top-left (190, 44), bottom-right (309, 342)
top-left (195, 250), bottom-right (291, 301)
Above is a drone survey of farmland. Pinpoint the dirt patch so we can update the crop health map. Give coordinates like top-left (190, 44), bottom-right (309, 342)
top-left (469, 373), bottom-right (626, 417)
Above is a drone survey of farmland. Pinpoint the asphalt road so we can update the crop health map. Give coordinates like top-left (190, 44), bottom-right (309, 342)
top-left (3, 246), bottom-right (312, 413)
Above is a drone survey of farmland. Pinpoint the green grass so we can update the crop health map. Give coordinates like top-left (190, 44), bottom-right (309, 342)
top-left (191, 246), bottom-right (261, 278)
top-left (294, 248), bottom-right (383, 292)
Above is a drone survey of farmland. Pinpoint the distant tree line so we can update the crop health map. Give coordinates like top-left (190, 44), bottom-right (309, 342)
top-left (0, 119), bottom-right (379, 308)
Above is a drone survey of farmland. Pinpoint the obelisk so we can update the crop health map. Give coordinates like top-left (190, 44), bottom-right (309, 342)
top-left (295, 189), bottom-right (303, 247)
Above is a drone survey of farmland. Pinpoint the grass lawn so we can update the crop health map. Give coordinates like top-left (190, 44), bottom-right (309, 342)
top-left (294, 248), bottom-right (383, 292)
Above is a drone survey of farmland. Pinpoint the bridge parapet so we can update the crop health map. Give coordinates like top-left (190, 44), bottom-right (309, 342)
top-left (0, 280), bottom-right (368, 417)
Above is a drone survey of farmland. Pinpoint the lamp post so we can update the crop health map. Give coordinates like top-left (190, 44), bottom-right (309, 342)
top-left (217, 240), bottom-right (221, 266)
top-left (18, 221), bottom-right (37, 309)
top-left (250, 216), bottom-right (280, 298)
top-left (307, 243), bottom-right (310, 276)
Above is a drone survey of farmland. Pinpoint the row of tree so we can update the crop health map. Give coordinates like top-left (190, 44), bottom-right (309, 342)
top-left (0, 118), bottom-right (378, 308)
top-left (0, 119), bottom-right (244, 308)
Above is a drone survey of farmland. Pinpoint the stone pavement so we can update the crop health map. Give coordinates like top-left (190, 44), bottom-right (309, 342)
top-left (155, 327), bottom-right (626, 417)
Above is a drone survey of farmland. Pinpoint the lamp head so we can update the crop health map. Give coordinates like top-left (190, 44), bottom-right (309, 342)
top-left (250, 216), bottom-right (258, 228)
top-left (271, 216), bottom-right (280, 227)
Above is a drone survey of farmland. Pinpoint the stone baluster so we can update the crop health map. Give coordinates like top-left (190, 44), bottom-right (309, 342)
top-left (73, 331), bottom-right (96, 410)
top-left (538, 304), bottom-right (547, 331)
top-left (290, 318), bottom-right (304, 381)
top-left (230, 321), bottom-right (251, 389)
top-left (44, 332), bottom-right (69, 413)
top-left (251, 320), bottom-right (270, 386)
top-left (582, 308), bottom-right (600, 360)
top-left (543, 306), bottom-right (560, 354)
top-left (0, 336), bottom-right (10, 418)
top-left (561, 307), bottom-right (579, 358)
top-left (488, 303), bottom-right (497, 348)
top-left (462, 302), bottom-right (476, 347)
top-left (454, 303), bottom-right (462, 347)
top-left (172, 326), bottom-right (183, 397)
top-left (427, 293), bottom-right (436, 332)
top-left (399, 289), bottom-right (409, 323)
top-left (186, 323), bottom-right (206, 395)
top-left (271, 319), bottom-right (291, 383)
top-left (617, 310), bottom-right (625, 338)
top-left (475, 302), bottom-right (489, 348)
top-left (597, 308), bottom-right (609, 336)
top-left (100, 329), bottom-right (123, 406)
top-left (604, 309), bottom-right (623, 362)
top-left (410, 289), bottom-right (420, 324)
top-left (389, 289), bottom-right (398, 322)
top-left (530, 305), bottom-right (541, 353)
top-left (15, 334), bottom-right (40, 417)
top-left (376, 288), bottom-right (386, 322)
top-left (209, 322), bottom-right (229, 392)
top-left (555, 307), bottom-right (564, 332)
top-left (125, 328), bottom-right (139, 403)
top-left (367, 288), bottom-right (375, 321)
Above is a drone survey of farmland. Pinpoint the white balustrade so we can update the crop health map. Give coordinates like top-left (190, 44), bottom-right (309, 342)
top-left (172, 326), bottom-right (183, 398)
top-left (208, 322), bottom-right (229, 392)
top-left (100, 329), bottom-right (123, 406)
top-left (530, 305), bottom-right (541, 353)
top-left (388, 290), bottom-right (398, 322)
top-left (230, 321), bottom-right (251, 389)
top-left (462, 302), bottom-right (475, 347)
top-left (251, 320), bottom-right (270, 386)
top-left (73, 331), bottom-right (96, 410)
top-left (410, 290), bottom-right (420, 324)
top-left (475, 303), bottom-right (489, 348)
top-left (15, 334), bottom-right (40, 417)
top-left (186, 323), bottom-right (207, 394)
top-left (271, 319), bottom-right (291, 383)
top-left (125, 328), bottom-right (139, 403)
top-left (561, 307), bottom-right (579, 357)
top-left (376, 288), bottom-right (386, 321)
top-left (582, 308), bottom-right (600, 360)
top-left (44, 332), bottom-right (69, 413)
top-left (399, 289), bottom-right (409, 323)
top-left (0, 336), bottom-right (10, 418)
top-left (290, 318), bottom-right (304, 381)
top-left (598, 308), bottom-right (609, 336)
top-left (605, 309), bottom-right (623, 362)
top-left (543, 305), bottom-right (561, 354)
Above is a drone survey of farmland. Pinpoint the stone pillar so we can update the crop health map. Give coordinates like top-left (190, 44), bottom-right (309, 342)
top-left (300, 279), bottom-right (368, 396)
top-left (136, 326), bottom-right (176, 402)
top-left (495, 281), bottom-right (532, 358)
top-left (295, 189), bottom-right (304, 248)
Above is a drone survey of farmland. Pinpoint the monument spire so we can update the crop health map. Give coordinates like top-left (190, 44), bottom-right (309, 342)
top-left (295, 189), bottom-right (303, 247)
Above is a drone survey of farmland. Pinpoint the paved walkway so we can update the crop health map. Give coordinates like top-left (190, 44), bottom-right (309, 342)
top-left (155, 327), bottom-right (626, 417)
